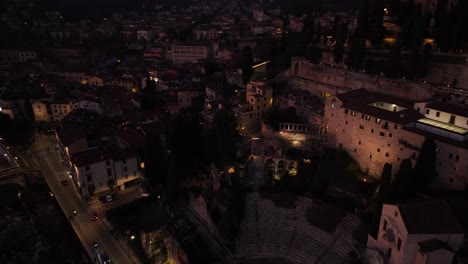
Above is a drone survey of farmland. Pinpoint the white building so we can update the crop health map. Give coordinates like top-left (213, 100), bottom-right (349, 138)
top-left (72, 147), bottom-right (141, 196)
top-left (325, 89), bottom-right (468, 190)
top-left (72, 99), bottom-right (102, 115)
top-left (367, 199), bottom-right (463, 264)
top-left (171, 42), bottom-right (216, 64)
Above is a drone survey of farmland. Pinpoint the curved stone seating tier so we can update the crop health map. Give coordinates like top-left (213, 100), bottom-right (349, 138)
top-left (235, 193), bottom-right (362, 264)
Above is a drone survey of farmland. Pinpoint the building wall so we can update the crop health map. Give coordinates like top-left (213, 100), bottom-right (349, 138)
top-left (114, 156), bottom-right (139, 187)
top-left (290, 57), bottom-right (435, 100)
top-left (51, 103), bottom-right (72, 121)
top-left (424, 107), bottom-right (468, 129)
top-left (75, 154), bottom-right (139, 196)
top-left (88, 76), bottom-right (104, 86)
top-left (375, 204), bottom-right (463, 264)
top-left (325, 96), bottom-right (467, 189)
top-left (177, 91), bottom-right (196, 109)
top-left (172, 45), bottom-right (212, 64)
top-left (72, 100), bottom-right (102, 114)
top-left (32, 101), bottom-right (50, 122)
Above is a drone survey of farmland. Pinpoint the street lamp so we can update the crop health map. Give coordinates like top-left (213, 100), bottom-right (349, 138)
top-left (126, 231), bottom-right (135, 257)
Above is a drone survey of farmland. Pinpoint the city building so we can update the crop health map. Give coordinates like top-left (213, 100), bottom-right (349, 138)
top-left (325, 88), bottom-right (468, 190)
top-left (171, 42), bottom-right (216, 64)
top-left (71, 147), bottom-right (141, 196)
top-left (72, 99), bottom-right (102, 115)
top-left (51, 100), bottom-right (73, 121)
top-left (367, 198), bottom-right (464, 264)
top-left (0, 49), bottom-right (37, 64)
top-left (32, 100), bottom-right (50, 122)
top-left (236, 81), bottom-right (273, 133)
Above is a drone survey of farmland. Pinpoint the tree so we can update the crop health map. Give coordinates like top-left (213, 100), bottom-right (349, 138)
top-left (23, 98), bottom-right (35, 122)
top-left (369, 0), bottom-right (385, 46)
top-left (356, 0), bottom-right (369, 39)
top-left (434, 0), bottom-right (449, 51)
top-left (393, 159), bottom-right (412, 199)
top-left (371, 163), bottom-right (393, 236)
top-left (140, 77), bottom-right (156, 111)
top-left (209, 108), bottom-right (240, 166)
top-left (333, 42), bottom-right (345, 64)
top-left (387, 42), bottom-right (401, 76)
top-left (305, 44), bottom-right (323, 64)
top-left (241, 46), bottom-right (253, 85)
top-left (347, 34), bottom-right (366, 69)
top-left (389, 0), bottom-right (402, 20)
top-left (413, 138), bottom-right (437, 191)
top-left (378, 163), bottom-right (393, 202)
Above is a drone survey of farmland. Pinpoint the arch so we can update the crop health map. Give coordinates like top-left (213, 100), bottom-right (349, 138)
top-left (288, 162), bottom-right (298, 176)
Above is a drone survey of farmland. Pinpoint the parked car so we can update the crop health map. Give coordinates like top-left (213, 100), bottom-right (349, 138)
top-left (91, 213), bottom-right (98, 221)
top-left (61, 179), bottom-right (68, 186)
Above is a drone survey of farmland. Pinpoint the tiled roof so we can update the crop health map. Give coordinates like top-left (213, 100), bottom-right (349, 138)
top-left (56, 128), bottom-right (85, 146)
top-left (396, 198), bottom-right (463, 235)
top-left (72, 147), bottom-right (136, 167)
top-left (417, 239), bottom-right (452, 253)
top-left (427, 101), bottom-right (468, 118)
top-left (337, 89), bottom-right (423, 125)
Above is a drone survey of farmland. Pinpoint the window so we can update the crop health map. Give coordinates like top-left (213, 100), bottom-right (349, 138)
top-left (397, 238), bottom-right (402, 251)
top-left (371, 129), bottom-right (374, 133)
top-left (124, 166), bottom-right (127, 172)
top-left (359, 125), bottom-right (364, 129)
top-left (449, 115), bottom-right (456, 124)
top-left (85, 165), bottom-right (90, 171)
top-left (361, 114), bottom-right (365, 119)
top-left (380, 132), bottom-right (385, 137)
top-left (123, 160), bottom-right (126, 164)
top-left (344, 109), bottom-right (348, 114)
top-left (436, 112), bottom-right (440, 117)
top-left (394, 124), bottom-right (398, 129)
top-left (389, 133), bottom-right (392, 138)
top-left (369, 154), bottom-right (372, 159)
top-left (426, 109), bottom-right (430, 114)
top-left (456, 155), bottom-right (460, 161)
top-left (377, 148), bottom-right (381, 152)
top-left (107, 168), bottom-right (112, 177)
top-left (106, 160), bottom-right (110, 166)
top-left (358, 141), bottom-right (361, 145)
top-left (365, 115), bottom-right (370, 121)
top-left (383, 219), bottom-right (387, 231)
top-left (331, 103), bottom-right (336, 109)
top-left (375, 118), bottom-right (381, 124)
top-left (449, 153), bottom-right (453, 159)
top-left (385, 152), bottom-right (389, 157)
top-left (351, 111), bottom-right (356, 116)
top-left (86, 174), bottom-right (92, 182)
top-left (345, 121), bottom-right (348, 125)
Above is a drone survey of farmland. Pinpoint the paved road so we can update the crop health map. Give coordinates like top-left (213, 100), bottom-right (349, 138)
top-left (21, 134), bottom-right (138, 264)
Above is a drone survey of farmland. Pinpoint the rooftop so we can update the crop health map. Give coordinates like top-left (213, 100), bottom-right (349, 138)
top-left (427, 101), bottom-right (468, 118)
top-left (396, 198), bottom-right (463, 235)
top-left (417, 118), bottom-right (468, 135)
top-left (337, 89), bottom-right (423, 125)
top-left (417, 239), bottom-right (452, 253)
top-left (72, 147), bottom-right (136, 167)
